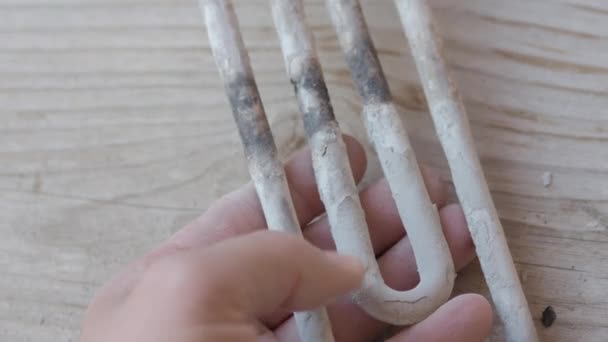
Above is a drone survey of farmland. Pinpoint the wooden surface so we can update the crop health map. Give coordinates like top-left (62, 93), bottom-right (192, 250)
top-left (1, 0), bottom-right (607, 341)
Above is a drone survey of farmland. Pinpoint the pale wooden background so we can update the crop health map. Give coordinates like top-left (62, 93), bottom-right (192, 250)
top-left (1, 0), bottom-right (607, 341)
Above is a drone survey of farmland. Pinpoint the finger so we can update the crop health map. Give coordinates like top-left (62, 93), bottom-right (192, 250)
top-left (388, 294), bottom-right (493, 342)
top-left (136, 231), bottom-right (365, 321)
top-left (275, 204), bottom-right (476, 341)
top-left (93, 136), bottom-right (366, 305)
top-left (169, 134), bottom-right (367, 247)
top-left (304, 168), bottom-right (447, 254)
top-left (261, 174), bottom-right (449, 328)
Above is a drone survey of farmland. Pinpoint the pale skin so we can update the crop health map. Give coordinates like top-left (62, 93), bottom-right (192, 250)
top-left (80, 136), bottom-right (493, 342)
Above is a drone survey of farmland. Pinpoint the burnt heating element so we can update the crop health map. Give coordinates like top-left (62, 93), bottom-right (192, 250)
top-left (200, 1), bottom-right (539, 342)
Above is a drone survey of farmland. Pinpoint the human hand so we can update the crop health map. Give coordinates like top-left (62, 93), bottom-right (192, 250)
top-left (80, 136), bottom-right (493, 342)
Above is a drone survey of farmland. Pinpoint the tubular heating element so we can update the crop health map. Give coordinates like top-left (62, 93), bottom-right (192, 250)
top-left (200, 1), bottom-right (538, 341)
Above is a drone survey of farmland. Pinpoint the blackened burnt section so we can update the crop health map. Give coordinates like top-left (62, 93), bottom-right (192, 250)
top-left (291, 57), bottom-right (337, 138)
top-left (226, 74), bottom-right (276, 158)
top-left (345, 36), bottom-right (392, 104)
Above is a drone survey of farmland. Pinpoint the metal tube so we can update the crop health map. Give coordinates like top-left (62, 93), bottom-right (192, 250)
top-left (201, 0), bottom-right (537, 340)
top-left (273, 0), bottom-right (455, 325)
top-left (200, 1), bottom-right (335, 341)
top-left (394, 0), bottom-right (539, 340)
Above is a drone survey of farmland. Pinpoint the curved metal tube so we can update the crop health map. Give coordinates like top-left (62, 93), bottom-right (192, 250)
top-left (394, 0), bottom-right (538, 340)
top-left (201, 0), bottom-right (534, 340)
top-left (271, 0), bottom-right (455, 325)
top-left (200, 1), bottom-right (334, 341)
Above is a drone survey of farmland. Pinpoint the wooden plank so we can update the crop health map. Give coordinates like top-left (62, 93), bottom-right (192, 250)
top-left (1, 0), bottom-right (606, 341)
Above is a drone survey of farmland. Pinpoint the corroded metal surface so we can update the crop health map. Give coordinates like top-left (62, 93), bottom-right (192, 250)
top-left (201, 1), bottom-right (335, 341)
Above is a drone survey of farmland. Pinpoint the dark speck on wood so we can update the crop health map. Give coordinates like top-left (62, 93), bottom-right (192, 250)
top-left (542, 306), bottom-right (556, 327)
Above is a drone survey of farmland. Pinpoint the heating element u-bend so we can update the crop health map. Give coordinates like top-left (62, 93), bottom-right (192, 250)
top-left (270, 0), bottom-right (455, 326)
top-left (201, 1), bottom-right (539, 342)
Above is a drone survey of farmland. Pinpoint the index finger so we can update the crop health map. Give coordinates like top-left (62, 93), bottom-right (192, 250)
top-left (177, 231), bottom-right (365, 317)
top-left (131, 231), bottom-right (365, 334)
top-left (91, 135), bottom-right (366, 306)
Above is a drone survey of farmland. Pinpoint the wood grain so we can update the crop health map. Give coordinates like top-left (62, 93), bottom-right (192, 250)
top-left (1, 0), bottom-right (606, 341)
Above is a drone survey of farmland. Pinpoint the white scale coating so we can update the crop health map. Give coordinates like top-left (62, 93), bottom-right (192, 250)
top-left (202, 0), bottom-right (537, 340)
top-left (395, 0), bottom-right (539, 340)
top-left (201, 1), bottom-right (335, 341)
top-left (276, 0), bottom-right (456, 326)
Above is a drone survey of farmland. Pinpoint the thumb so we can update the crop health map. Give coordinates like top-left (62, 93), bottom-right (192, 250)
top-left (146, 230), bottom-right (365, 320)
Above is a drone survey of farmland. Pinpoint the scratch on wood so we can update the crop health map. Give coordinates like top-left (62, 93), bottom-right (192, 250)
top-left (478, 14), bottom-right (602, 40)
top-left (568, 4), bottom-right (608, 16)
top-left (493, 48), bottom-right (608, 74)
